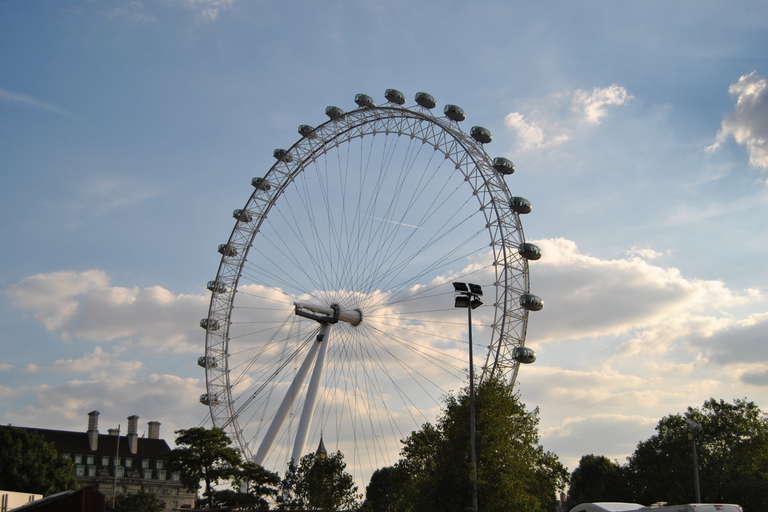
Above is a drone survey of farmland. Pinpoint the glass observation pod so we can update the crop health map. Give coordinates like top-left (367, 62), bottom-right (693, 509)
top-left (273, 149), bottom-right (294, 162)
top-left (197, 356), bottom-right (218, 368)
top-left (510, 197), bottom-right (532, 214)
top-left (385, 88), bottom-right (406, 105)
top-left (415, 92), bottom-right (437, 109)
top-left (199, 393), bottom-right (220, 406)
top-left (251, 177), bottom-right (271, 191)
top-left (298, 124), bottom-right (317, 138)
top-left (200, 318), bottom-right (220, 331)
top-left (233, 209), bottom-right (253, 223)
top-left (492, 157), bottom-right (515, 175)
top-left (218, 243), bottom-right (237, 257)
top-left (444, 104), bottom-right (466, 122)
top-left (207, 280), bottom-right (227, 293)
top-left (513, 346), bottom-right (536, 364)
top-left (354, 94), bottom-right (376, 108)
top-left (471, 126), bottom-right (493, 144)
top-left (325, 106), bottom-right (344, 120)
top-left (518, 242), bottom-right (542, 260)
top-left (519, 293), bottom-right (544, 311)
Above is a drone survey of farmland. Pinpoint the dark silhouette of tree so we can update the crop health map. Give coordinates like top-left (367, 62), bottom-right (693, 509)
top-left (626, 398), bottom-right (768, 511)
top-left (0, 425), bottom-right (79, 495)
top-left (112, 490), bottom-right (166, 512)
top-left (392, 376), bottom-right (568, 512)
top-left (280, 450), bottom-right (361, 511)
top-left (567, 455), bottom-right (631, 509)
top-left (360, 465), bottom-right (408, 512)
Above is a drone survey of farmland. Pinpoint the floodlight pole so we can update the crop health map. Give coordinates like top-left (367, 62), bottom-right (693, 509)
top-left (454, 282), bottom-right (481, 512)
top-left (688, 429), bottom-right (701, 502)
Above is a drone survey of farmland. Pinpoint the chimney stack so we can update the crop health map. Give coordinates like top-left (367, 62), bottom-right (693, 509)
top-left (87, 410), bottom-right (99, 451)
top-left (147, 421), bottom-right (161, 440)
top-left (127, 415), bottom-right (139, 455)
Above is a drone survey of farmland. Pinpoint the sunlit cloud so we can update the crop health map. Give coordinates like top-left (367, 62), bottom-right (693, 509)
top-left (5, 270), bottom-right (207, 353)
top-left (707, 72), bottom-right (768, 171)
top-left (505, 85), bottom-right (631, 152)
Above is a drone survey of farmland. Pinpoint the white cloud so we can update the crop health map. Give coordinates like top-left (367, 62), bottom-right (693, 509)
top-left (0, 88), bottom-right (80, 120)
top-left (23, 346), bottom-right (143, 380)
top-left (103, 1), bottom-right (156, 23)
top-left (505, 85), bottom-right (631, 152)
top-left (708, 72), bottom-right (768, 170)
top-left (5, 270), bottom-right (207, 353)
top-left (180, 0), bottom-right (236, 20)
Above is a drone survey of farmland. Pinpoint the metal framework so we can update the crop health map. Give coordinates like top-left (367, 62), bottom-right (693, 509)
top-left (200, 91), bottom-right (538, 479)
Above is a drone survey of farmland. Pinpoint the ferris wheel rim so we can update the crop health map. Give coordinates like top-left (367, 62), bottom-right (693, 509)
top-left (200, 92), bottom-right (535, 473)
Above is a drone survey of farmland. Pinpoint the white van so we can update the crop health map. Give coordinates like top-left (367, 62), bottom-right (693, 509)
top-left (569, 504), bottom-right (742, 512)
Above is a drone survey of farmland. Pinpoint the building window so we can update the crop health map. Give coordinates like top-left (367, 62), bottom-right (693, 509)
top-left (116, 466), bottom-right (125, 478)
top-left (125, 458), bottom-right (133, 468)
top-left (156, 460), bottom-right (163, 470)
top-left (87, 466), bottom-right (97, 477)
top-left (171, 472), bottom-right (180, 481)
top-left (74, 454), bottom-right (83, 464)
top-left (142, 459), bottom-right (150, 469)
top-left (86, 455), bottom-right (94, 465)
top-left (101, 456), bottom-right (110, 466)
top-left (157, 470), bottom-right (166, 480)
top-left (75, 465), bottom-right (85, 476)
top-left (143, 470), bottom-right (152, 480)
top-left (113, 457), bottom-right (120, 467)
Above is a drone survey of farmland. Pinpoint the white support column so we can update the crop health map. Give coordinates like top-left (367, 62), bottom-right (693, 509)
top-left (253, 337), bottom-right (323, 466)
top-left (291, 322), bottom-right (331, 465)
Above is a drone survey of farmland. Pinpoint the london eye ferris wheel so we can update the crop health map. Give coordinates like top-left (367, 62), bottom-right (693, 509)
top-left (199, 89), bottom-right (543, 485)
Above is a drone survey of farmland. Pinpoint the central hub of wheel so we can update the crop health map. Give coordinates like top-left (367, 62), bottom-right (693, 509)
top-left (294, 301), bottom-right (363, 326)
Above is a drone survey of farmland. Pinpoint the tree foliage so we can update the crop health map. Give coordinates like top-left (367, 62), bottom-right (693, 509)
top-left (0, 426), bottom-right (79, 495)
top-left (374, 376), bottom-right (567, 512)
top-left (280, 451), bottom-right (361, 511)
top-left (566, 455), bottom-right (631, 509)
top-left (112, 490), bottom-right (166, 512)
top-left (166, 427), bottom-right (279, 510)
top-left (625, 398), bottom-right (768, 511)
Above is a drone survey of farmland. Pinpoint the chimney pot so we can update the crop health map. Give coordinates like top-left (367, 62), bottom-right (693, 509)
top-left (147, 421), bottom-right (161, 440)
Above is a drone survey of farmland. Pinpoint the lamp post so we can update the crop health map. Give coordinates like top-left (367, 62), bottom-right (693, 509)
top-left (685, 417), bottom-right (702, 502)
top-left (453, 282), bottom-right (483, 512)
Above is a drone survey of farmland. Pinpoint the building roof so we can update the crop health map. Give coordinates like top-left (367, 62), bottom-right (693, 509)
top-left (6, 426), bottom-right (172, 462)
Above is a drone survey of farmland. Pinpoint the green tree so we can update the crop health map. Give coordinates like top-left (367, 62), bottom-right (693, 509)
top-left (217, 460), bottom-right (281, 510)
top-left (166, 427), bottom-right (241, 509)
top-left (360, 465), bottom-right (408, 512)
top-left (281, 451), bottom-right (361, 511)
top-left (566, 455), bottom-right (631, 509)
top-left (394, 376), bottom-right (568, 512)
top-left (112, 490), bottom-right (166, 512)
top-left (626, 398), bottom-right (768, 511)
top-left (0, 426), bottom-right (79, 495)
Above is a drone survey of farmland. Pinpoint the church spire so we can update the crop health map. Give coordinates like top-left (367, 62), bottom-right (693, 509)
top-left (315, 435), bottom-right (327, 459)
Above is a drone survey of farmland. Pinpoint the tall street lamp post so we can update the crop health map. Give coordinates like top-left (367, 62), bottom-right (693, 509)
top-left (453, 282), bottom-right (484, 512)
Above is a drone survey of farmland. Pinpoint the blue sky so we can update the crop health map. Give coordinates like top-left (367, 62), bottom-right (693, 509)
top-left (2, 0), bottom-right (768, 493)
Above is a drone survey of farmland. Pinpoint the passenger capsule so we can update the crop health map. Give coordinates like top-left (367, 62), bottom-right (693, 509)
top-left (206, 280), bottom-right (227, 293)
top-left (509, 197), bottom-right (532, 214)
top-left (520, 293), bottom-right (544, 311)
top-left (470, 126), bottom-right (493, 144)
top-left (233, 209), bottom-right (253, 223)
top-left (273, 149), bottom-right (294, 162)
top-left (218, 243), bottom-right (237, 257)
top-left (298, 124), bottom-right (317, 138)
top-left (325, 106), bottom-right (344, 120)
top-left (385, 88), bottom-right (406, 105)
top-left (415, 92), bottom-right (437, 109)
top-left (354, 93), bottom-right (376, 108)
top-left (512, 346), bottom-right (536, 364)
top-left (200, 318), bottom-right (220, 331)
top-left (197, 356), bottom-right (218, 368)
top-left (251, 177), bottom-right (271, 191)
top-left (518, 242), bottom-right (542, 261)
top-left (492, 157), bottom-right (515, 175)
top-left (444, 104), bottom-right (466, 122)
top-left (199, 393), bottom-right (220, 406)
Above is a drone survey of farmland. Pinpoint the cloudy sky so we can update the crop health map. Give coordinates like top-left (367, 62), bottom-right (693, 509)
top-left (2, 0), bottom-right (768, 492)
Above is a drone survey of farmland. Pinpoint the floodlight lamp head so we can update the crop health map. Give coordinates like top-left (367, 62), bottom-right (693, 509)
top-left (470, 298), bottom-right (483, 310)
top-left (684, 417), bottom-right (702, 431)
top-left (453, 282), bottom-right (468, 292)
top-left (454, 296), bottom-right (470, 308)
top-left (468, 283), bottom-right (483, 296)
